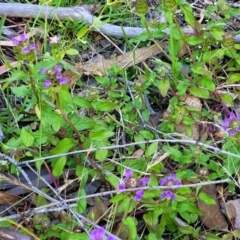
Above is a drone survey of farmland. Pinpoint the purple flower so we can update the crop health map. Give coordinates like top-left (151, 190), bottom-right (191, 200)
top-left (56, 73), bottom-right (62, 79)
top-left (40, 68), bottom-right (47, 74)
top-left (12, 38), bottom-right (19, 46)
top-left (59, 77), bottom-right (68, 85)
top-left (118, 183), bottom-right (125, 190)
top-left (161, 190), bottom-right (176, 200)
top-left (107, 237), bottom-right (115, 240)
top-left (229, 130), bottom-right (236, 136)
top-left (43, 79), bottom-right (52, 88)
top-left (19, 33), bottom-right (26, 42)
top-left (29, 43), bottom-right (36, 50)
top-left (125, 168), bottom-right (132, 181)
top-left (229, 112), bottom-right (236, 120)
top-left (159, 173), bottom-right (181, 187)
top-left (140, 177), bottom-right (149, 186)
top-left (224, 118), bottom-right (231, 126)
top-left (237, 126), bottom-right (240, 132)
top-left (134, 189), bottom-right (144, 201)
top-left (22, 47), bottom-right (30, 54)
top-left (90, 227), bottom-right (105, 240)
top-left (55, 64), bottom-right (62, 73)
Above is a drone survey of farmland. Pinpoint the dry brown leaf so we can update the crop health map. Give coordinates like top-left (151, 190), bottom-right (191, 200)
top-left (221, 199), bottom-right (240, 229)
top-left (75, 41), bottom-right (167, 76)
top-left (131, 149), bottom-right (144, 158)
top-left (197, 185), bottom-right (228, 230)
top-left (184, 94), bottom-right (202, 110)
top-left (0, 192), bottom-right (20, 204)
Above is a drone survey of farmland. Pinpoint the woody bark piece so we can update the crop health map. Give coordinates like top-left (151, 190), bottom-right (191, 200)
top-left (197, 185), bottom-right (228, 230)
top-left (76, 42), bottom-right (167, 76)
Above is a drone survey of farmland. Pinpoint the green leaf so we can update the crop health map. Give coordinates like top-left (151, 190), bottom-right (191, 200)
top-left (92, 99), bottom-right (116, 111)
top-left (198, 192), bottom-right (216, 205)
top-left (189, 87), bottom-right (209, 99)
top-left (105, 174), bottom-right (120, 189)
top-left (50, 138), bottom-right (74, 154)
top-left (53, 156), bottom-right (66, 177)
top-left (73, 97), bottom-right (91, 109)
top-left (21, 128), bottom-right (34, 147)
top-left (110, 193), bottom-right (128, 203)
top-left (95, 149), bottom-right (108, 161)
top-left (188, 36), bottom-right (204, 45)
top-left (76, 189), bottom-right (87, 213)
top-left (177, 82), bottom-right (188, 95)
top-left (77, 25), bottom-right (88, 39)
top-left (147, 233), bottom-right (158, 240)
top-left (145, 142), bottom-right (158, 158)
top-left (227, 73), bottom-right (240, 84)
top-left (89, 130), bottom-right (114, 141)
top-left (220, 93), bottom-right (233, 106)
top-left (11, 85), bottom-right (31, 97)
top-left (122, 217), bottom-right (137, 239)
top-left (199, 76), bottom-right (215, 91)
top-left (70, 116), bottom-right (95, 131)
top-left (178, 225), bottom-right (194, 234)
top-left (65, 48), bottom-right (79, 56)
top-left (232, 230), bottom-right (240, 238)
top-left (158, 79), bottom-right (170, 97)
top-left (182, 117), bottom-right (196, 125)
top-left (180, 4), bottom-right (195, 27)
top-left (210, 27), bottom-right (224, 41)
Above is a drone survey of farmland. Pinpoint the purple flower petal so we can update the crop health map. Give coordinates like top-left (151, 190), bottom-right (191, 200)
top-left (22, 47), bottom-right (30, 54)
top-left (236, 126), bottom-right (240, 132)
top-left (55, 64), bottom-right (62, 73)
top-left (19, 33), bottom-right (26, 42)
top-left (161, 190), bottom-right (176, 200)
top-left (118, 183), bottom-right (125, 190)
top-left (159, 174), bottom-right (181, 186)
top-left (134, 190), bottom-right (144, 201)
top-left (224, 118), bottom-right (231, 125)
top-left (12, 38), bottom-right (19, 46)
top-left (125, 168), bottom-right (133, 181)
top-left (56, 73), bottom-right (62, 79)
top-left (90, 227), bottom-right (105, 240)
top-left (29, 43), bottom-right (36, 50)
top-left (107, 237), bottom-right (116, 240)
top-left (40, 68), bottom-right (47, 74)
top-left (43, 79), bottom-right (52, 88)
top-left (237, 114), bottom-right (240, 120)
top-left (140, 177), bottom-right (149, 186)
top-left (222, 125), bottom-right (229, 131)
top-left (59, 77), bottom-right (68, 85)
top-left (229, 112), bottom-right (236, 120)
top-left (229, 130), bottom-right (236, 136)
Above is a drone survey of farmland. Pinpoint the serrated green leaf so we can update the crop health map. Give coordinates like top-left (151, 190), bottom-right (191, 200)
top-left (199, 76), bottom-right (216, 91)
top-left (227, 73), bottom-right (240, 84)
top-left (95, 149), bottom-right (108, 161)
top-left (89, 130), bottom-right (114, 141)
top-left (73, 97), bottom-right (91, 109)
top-left (158, 79), bottom-right (170, 97)
top-left (188, 36), bottom-right (204, 45)
top-left (92, 100), bottom-right (116, 111)
top-left (198, 192), bottom-right (216, 205)
top-left (180, 4), bottom-right (195, 27)
top-left (51, 138), bottom-right (74, 154)
top-left (220, 93), bottom-right (233, 106)
top-left (11, 85), bottom-right (31, 97)
top-left (189, 87), bottom-right (209, 99)
top-left (21, 128), bottom-right (34, 147)
top-left (53, 156), bottom-right (66, 177)
top-left (210, 27), bottom-right (224, 41)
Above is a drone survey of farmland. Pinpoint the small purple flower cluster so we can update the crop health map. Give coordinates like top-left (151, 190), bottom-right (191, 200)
top-left (118, 169), bottom-right (181, 202)
top-left (40, 64), bottom-right (68, 88)
top-left (90, 227), bottom-right (115, 240)
top-left (11, 33), bottom-right (36, 54)
top-left (222, 112), bottom-right (240, 136)
top-left (159, 173), bottom-right (181, 201)
top-left (118, 169), bottom-right (149, 201)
